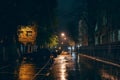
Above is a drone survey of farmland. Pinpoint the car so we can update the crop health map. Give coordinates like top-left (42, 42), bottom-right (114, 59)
top-left (37, 48), bottom-right (52, 61)
top-left (51, 49), bottom-right (58, 58)
top-left (21, 48), bottom-right (53, 63)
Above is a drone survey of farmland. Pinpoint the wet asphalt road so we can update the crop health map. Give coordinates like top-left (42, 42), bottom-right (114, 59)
top-left (0, 52), bottom-right (120, 80)
top-left (0, 58), bottom-right (52, 80)
top-left (49, 52), bottom-right (120, 80)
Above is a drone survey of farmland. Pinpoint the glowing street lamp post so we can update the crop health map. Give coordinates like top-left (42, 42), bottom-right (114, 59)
top-left (60, 32), bottom-right (67, 51)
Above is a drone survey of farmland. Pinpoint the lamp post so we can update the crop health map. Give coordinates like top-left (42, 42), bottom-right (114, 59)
top-left (60, 32), bottom-right (67, 50)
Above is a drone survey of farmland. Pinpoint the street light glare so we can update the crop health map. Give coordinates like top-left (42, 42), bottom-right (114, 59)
top-left (64, 37), bottom-right (67, 40)
top-left (61, 33), bottom-right (65, 37)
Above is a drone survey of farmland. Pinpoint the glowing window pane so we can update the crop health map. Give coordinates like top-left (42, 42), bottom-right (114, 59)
top-left (26, 31), bottom-right (32, 36)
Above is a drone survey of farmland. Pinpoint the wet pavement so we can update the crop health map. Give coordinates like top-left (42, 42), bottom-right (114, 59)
top-left (0, 58), bottom-right (52, 80)
top-left (79, 54), bottom-right (120, 80)
top-left (0, 52), bottom-right (120, 80)
top-left (50, 52), bottom-right (74, 80)
top-left (49, 52), bottom-right (120, 80)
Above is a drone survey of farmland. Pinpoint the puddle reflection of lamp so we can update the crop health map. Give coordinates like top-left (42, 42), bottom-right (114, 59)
top-left (18, 63), bottom-right (35, 80)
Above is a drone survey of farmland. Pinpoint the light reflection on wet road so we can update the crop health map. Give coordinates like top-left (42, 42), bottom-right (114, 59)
top-left (50, 52), bottom-right (84, 80)
top-left (0, 52), bottom-right (120, 80)
top-left (50, 53), bottom-right (74, 80)
top-left (50, 52), bottom-right (120, 80)
top-left (79, 53), bottom-right (120, 80)
top-left (18, 63), bottom-right (36, 80)
top-left (0, 59), bottom-right (51, 80)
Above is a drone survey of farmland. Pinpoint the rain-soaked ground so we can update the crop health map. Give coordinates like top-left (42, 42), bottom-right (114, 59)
top-left (49, 52), bottom-right (120, 80)
top-left (0, 52), bottom-right (120, 80)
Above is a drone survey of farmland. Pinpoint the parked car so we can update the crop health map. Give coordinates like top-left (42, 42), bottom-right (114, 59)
top-left (51, 49), bottom-right (58, 58)
top-left (22, 48), bottom-right (53, 63)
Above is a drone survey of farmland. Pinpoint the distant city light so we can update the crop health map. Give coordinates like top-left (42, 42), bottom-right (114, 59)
top-left (64, 37), bottom-right (67, 40)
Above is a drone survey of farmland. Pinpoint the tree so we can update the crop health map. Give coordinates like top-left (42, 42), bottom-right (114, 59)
top-left (48, 35), bottom-right (58, 48)
top-left (0, 0), bottom-right (58, 62)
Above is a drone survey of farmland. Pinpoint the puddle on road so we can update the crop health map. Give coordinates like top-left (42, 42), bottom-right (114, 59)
top-left (50, 54), bottom-right (75, 80)
top-left (18, 63), bottom-right (36, 80)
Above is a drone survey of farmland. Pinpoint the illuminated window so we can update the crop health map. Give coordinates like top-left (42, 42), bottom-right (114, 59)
top-left (26, 31), bottom-right (32, 37)
top-left (18, 31), bottom-right (23, 37)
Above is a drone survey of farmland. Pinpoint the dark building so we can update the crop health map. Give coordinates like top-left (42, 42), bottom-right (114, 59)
top-left (94, 0), bottom-right (120, 45)
top-left (78, 0), bottom-right (120, 64)
top-left (86, 0), bottom-right (120, 45)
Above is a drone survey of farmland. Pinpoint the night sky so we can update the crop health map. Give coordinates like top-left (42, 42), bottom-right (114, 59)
top-left (0, 0), bottom-right (57, 35)
top-left (57, 0), bottom-right (87, 30)
top-left (0, 0), bottom-right (87, 35)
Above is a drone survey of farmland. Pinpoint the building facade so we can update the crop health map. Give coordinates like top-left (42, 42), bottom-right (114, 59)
top-left (17, 25), bottom-right (37, 54)
top-left (94, 0), bottom-right (120, 45)
top-left (78, 19), bottom-right (88, 46)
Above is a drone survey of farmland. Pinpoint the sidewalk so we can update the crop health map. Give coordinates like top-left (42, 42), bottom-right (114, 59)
top-left (79, 54), bottom-right (120, 68)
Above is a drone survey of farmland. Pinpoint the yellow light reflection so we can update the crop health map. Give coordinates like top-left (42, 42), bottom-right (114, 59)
top-left (60, 61), bottom-right (67, 80)
top-left (100, 69), bottom-right (117, 80)
top-left (18, 63), bottom-right (35, 80)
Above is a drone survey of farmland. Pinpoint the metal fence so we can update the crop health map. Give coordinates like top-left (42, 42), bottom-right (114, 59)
top-left (79, 44), bottom-right (120, 64)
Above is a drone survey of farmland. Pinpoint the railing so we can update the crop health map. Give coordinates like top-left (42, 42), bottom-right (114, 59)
top-left (79, 44), bottom-right (120, 64)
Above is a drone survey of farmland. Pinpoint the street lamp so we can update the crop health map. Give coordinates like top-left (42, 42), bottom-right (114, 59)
top-left (60, 32), bottom-right (68, 51)
top-left (61, 33), bottom-right (65, 37)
